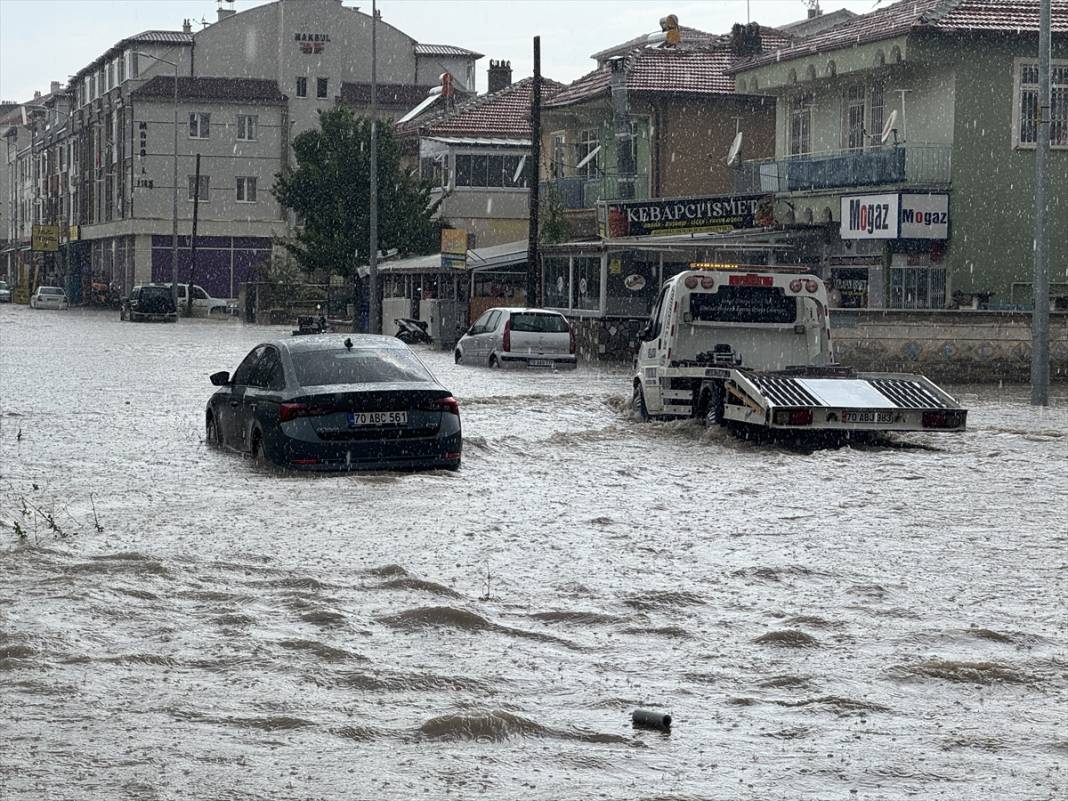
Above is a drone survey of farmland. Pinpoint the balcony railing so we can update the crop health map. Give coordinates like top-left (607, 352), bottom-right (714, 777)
top-left (735, 144), bottom-right (952, 194)
top-left (541, 172), bottom-right (650, 210)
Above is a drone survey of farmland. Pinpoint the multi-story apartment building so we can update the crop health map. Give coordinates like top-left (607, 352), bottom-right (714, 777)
top-left (3, 0), bottom-right (481, 301)
top-left (729, 0), bottom-right (1068, 309)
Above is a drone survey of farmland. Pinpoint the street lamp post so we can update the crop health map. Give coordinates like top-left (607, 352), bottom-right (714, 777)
top-left (135, 52), bottom-right (180, 311)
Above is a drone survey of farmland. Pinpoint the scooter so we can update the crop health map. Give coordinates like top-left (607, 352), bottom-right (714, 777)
top-left (394, 318), bottom-right (431, 344)
top-left (292, 305), bottom-right (331, 336)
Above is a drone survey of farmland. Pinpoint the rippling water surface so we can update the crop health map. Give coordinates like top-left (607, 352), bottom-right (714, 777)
top-left (1, 306), bottom-right (1066, 800)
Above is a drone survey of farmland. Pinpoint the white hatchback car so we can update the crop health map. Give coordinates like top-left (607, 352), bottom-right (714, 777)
top-left (455, 308), bottom-right (577, 369)
top-left (30, 286), bottom-right (68, 310)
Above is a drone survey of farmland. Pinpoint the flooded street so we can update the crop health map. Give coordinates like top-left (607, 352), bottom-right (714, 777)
top-left (1, 304), bottom-right (1066, 800)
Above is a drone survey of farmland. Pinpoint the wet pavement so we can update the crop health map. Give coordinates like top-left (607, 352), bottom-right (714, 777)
top-left (1, 304), bottom-right (1066, 800)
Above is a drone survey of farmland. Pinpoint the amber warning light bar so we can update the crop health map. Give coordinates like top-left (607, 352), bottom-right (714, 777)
top-left (688, 262), bottom-right (810, 273)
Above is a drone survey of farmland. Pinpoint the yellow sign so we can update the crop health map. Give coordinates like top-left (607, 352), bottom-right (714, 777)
top-left (690, 262), bottom-right (742, 271)
top-left (31, 224), bottom-right (60, 252)
top-left (440, 228), bottom-right (467, 256)
top-left (69, 225), bottom-right (79, 242)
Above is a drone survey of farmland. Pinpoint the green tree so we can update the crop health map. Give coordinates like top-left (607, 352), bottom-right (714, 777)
top-left (273, 108), bottom-right (440, 277)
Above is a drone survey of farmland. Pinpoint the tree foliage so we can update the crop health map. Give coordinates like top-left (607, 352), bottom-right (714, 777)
top-left (273, 108), bottom-right (440, 277)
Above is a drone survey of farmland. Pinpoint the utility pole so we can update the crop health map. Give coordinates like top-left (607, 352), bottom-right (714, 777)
top-left (526, 35), bottom-right (541, 307)
top-left (186, 152), bottom-right (200, 318)
top-left (1031, 0), bottom-right (1051, 406)
top-left (366, 0), bottom-right (380, 334)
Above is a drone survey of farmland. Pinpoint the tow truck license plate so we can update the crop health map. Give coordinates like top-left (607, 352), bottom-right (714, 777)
top-left (842, 410), bottom-right (894, 424)
top-left (528, 359), bottom-right (552, 367)
top-left (348, 411), bottom-right (407, 426)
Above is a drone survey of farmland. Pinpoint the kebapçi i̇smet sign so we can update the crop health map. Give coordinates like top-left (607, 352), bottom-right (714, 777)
top-left (600, 194), bottom-right (773, 238)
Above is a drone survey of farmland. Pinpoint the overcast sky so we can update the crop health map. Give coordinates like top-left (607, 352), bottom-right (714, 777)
top-left (0, 0), bottom-right (878, 103)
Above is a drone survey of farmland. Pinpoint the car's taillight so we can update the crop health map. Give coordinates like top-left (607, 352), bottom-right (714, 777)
top-left (279, 403), bottom-right (333, 422)
top-left (773, 408), bottom-right (813, 426)
top-left (502, 319), bottom-right (511, 352)
top-left (566, 321), bottom-right (576, 354)
top-left (437, 396), bottom-right (460, 416)
top-left (922, 410), bottom-right (965, 429)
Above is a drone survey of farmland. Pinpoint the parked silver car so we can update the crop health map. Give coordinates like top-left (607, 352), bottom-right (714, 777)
top-left (454, 308), bottom-right (577, 369)
top-left (0, 280), bottom-right (11, 303)
top-left (30, 286), bottom-right (68, 310)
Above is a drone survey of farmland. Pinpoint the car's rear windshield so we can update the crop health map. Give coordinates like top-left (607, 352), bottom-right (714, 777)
top-left (40, 287), bottom-right (63, 295)
top-left (689, 286), bottom-right (796, 324)
top-left (294, 348), bottom-right (433, 386)
top-left (509, 313), bottom-right (569, 333)
top-left (140, 286), bottom-right (171, 299)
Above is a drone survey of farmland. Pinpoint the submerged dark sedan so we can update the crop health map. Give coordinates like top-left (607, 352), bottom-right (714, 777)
top-left (205, 334), bottom-right (461, 471)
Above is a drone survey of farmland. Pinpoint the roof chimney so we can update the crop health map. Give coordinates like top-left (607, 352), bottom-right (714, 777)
top-left (33, 90), bottom-right (41, 100)
top-left (50, 81), bottom-right (62, 95)
top-left (487, 60), bottom-right (512, 94)
top-left (217, 6), bottom-right (236, 22)
top-left (807, 1), bottom-right (822, 19)
top-left (183, 18), bottom-right (192, 33)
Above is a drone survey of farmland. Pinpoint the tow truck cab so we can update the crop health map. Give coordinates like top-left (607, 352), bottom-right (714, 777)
top-left (635, 269), bottom-right (833, 418)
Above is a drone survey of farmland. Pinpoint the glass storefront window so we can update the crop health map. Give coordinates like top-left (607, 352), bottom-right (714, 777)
top-left (543, 256), bottom-right (569, 309)
top-left (606, 252), bottom-right (659, 316)
top-left (572, 256), bottom-right (601, 311)
top-left (890, 266), bottom-right (946, 309)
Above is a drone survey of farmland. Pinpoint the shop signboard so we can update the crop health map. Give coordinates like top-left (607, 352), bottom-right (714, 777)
top-left (31, 224), bottom-right (60, 252)
top-left (899, 193), bottom-right (949, 239)
top-left (600, 194), bottom-right (770, 238)
top-left (840, 193), bottom-right (899, 239)
top-left (440, 227), bottom-right (467, 269)
top-left (840, 192), bottom-right (949, 240)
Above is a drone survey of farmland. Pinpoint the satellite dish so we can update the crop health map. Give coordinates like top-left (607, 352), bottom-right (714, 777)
top-left (880, 109), bottom-right (898, 144)
top-left (726, 131), bottom-right (743, 166)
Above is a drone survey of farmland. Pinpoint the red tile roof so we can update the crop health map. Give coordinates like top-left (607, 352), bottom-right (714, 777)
top-left (397, 77), bottom-right (564, 139)
top-left (732, 0), bottom-right (1068, 71)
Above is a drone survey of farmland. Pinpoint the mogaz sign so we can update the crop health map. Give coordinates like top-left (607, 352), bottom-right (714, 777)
top-left (840, 193), bottom-right (949, 240)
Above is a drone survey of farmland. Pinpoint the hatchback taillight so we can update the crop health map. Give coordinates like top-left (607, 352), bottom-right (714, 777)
top-left (502, 319), bottom-right (511, 352)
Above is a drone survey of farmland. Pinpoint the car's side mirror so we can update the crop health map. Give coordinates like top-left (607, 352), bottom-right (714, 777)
top-left (210, 371), bottom-right (231, 386)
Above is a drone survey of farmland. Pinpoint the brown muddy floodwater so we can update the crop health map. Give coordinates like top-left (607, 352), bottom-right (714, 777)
top-left (1, 305), bottom-right (1066, 800)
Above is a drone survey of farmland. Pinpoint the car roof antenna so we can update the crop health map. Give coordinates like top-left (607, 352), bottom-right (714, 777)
top-left (344, 337), bottom-right (353, 349)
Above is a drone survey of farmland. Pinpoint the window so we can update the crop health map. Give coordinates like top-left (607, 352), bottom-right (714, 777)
top-left (889, 265), bottom-right (946, 310)
top-left (843, 84), bottom-right (865, 150)
top-left (1014, 59), bottom-right (1068, 148)
top-left (236, 114), bottom-right (258, 141)
top-left (292, 348), bottom-right (433, 387)
top-left (576, 129), bottom-right (599, 178)
top-left (232, 346), bottom-right (266, 386)
top-left (296, 77), bottom-right (308, 98)
top-left (510, 313), bottom-right (569, 333)
top-left (187, 175), bottom-right (210, 201)
top-left (870, 81), bottom-right (885, 146)
top-left (543, 256), bottom-right (570, 308)
top-left (83, 76), bottom-right (90, 105)
top-left (452, 153), bottom-right (528, 188)
top-left (236, 176), bottom-right (257, 203)
top-left (789, 92), bottom-right (813, 155)
top-left (550, 133), bottom-right (566, 177)
top-left (690, 287), bottom-right (797, 324)
top-left (118, 53), bottom-right (127, 83)
top-left (316, 77), bottom-right (329, 99)
top-left (188, 112), bottom-right (210, 139)
top-left (572, 256), bottom-right (601, 311)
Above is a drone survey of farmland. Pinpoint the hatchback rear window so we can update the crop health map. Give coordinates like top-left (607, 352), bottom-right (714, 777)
top-left (140, 287), bottom-right (171, 299)
top-left (689, 286), bottom-right (796, 324)
top-left (294, 348), bottom-right (432, 386)
top-left (41, 287), bottom-right (63, 295)
top-left (509, 313), bottom-right (569, 333)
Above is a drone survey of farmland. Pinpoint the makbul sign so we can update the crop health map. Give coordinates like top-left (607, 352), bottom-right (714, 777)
top-left (600, 194), bottom-right (771, 238)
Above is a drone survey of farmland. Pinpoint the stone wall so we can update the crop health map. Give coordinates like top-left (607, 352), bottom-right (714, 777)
top-left (829, 310), bottom-right (1068, 383)
top-left (568, 310), bottom-right (1068, 383)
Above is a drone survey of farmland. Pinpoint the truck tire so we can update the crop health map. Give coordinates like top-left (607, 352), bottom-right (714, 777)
top-left (697, 382), bottom-right (725, 428)
top-left (632, 381), bottom-right (650, 422)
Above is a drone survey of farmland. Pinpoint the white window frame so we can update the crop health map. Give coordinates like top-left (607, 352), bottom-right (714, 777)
top-left (789, 92), bottom-right (813, 156)
top-left (236, 114), bottom-right (258, 141)
top-left (1012, 57), bottom-right (1068, 149)
top-left (316, 77), bottom-right (329, 99)
top-left (576, 129), bottom-right (599, 178)
top-left (235, 176), bottom-right (257, 203)
top-left (189, 112), bottom-right (211, 139)
top-left (296, 77), bottom-right (308, 98)
top-left (842, 84), bottom-right (866, 150)
top-left (549, 131), bottom-right (566, 178)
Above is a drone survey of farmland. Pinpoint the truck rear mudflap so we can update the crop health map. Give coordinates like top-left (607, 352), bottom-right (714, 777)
top-left (724, 370), bottom-right (967, 433)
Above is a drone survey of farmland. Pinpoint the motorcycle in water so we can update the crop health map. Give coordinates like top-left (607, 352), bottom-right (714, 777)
top-left (292, 305), bottom-right (331, 336)
top-left (394, 318), bottom-right (431, 345)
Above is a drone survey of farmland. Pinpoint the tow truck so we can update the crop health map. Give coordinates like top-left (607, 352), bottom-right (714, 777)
top-left (632, 267), bottom-right (966, 437)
